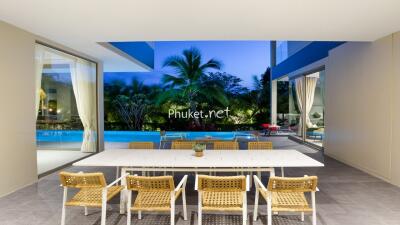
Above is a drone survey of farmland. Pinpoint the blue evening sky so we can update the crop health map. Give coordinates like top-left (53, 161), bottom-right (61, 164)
top-left (104, 41), bottom-right (270, 89)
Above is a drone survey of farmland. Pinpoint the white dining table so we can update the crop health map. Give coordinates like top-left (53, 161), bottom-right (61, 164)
top-left (73, 149), bottom-right (323, 175)
top-left (73, 149), bottom-right (323, 213)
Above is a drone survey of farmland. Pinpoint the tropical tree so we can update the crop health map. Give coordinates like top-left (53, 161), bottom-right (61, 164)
top-left (39, 88), bottom-right (47, 116)
top-left (158, 47), bottom-right (228, 127)
top-left (105, 78), bottom-right (163, 130)
top-left (114, 94), bottom-right (148, 130)
top-left (203, 72), bottom-right (249, 96)
top-left (251, 67), bottom-right (271, 123)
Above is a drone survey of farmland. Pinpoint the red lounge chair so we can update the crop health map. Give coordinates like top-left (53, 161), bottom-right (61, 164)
top-left (269, 126), bottom-right (279, 135)
top-left (261, 123), bottom-right (270, 135)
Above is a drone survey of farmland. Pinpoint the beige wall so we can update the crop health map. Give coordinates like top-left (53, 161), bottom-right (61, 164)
top-left (0, 21), bottom-right (103, 197)
top-left (325, 33), bottom-right (400, 186)
top-left (0, 21), bottom-right (37, 196)
top-left (391, 32), bottom-right (400, 185)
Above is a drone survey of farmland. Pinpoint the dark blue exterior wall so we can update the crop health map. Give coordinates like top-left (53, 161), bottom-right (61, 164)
top-left (109, 42), bottom-right (154, 69)
top-left (271, 41), bottom-right (345, 79)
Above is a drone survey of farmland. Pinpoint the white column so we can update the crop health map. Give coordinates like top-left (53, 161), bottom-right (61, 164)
top-left (271, 79), bottom-right (278, 125)
top-left (270, 41), bottom-right (277, 126)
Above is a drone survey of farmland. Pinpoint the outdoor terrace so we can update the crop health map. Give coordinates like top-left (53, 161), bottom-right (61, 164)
top-left (2, 137), bottom-right (399, 225)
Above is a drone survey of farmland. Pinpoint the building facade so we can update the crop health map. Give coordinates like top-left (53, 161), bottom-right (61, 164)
top-left (270, 34), bottom-right (400, 187)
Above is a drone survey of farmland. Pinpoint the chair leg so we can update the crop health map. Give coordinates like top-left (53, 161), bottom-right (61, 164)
top-left (253, 189), bottom-right (259, 221)
top-left (249, 173), bottom-right (253, 189)
top-left (281, 167), bottom-right (285, 177)
top-left (243, 193), bottom-right (247, 225)
top-left (138, 211), bottom-right (142, 220)
top-left (170, 208), bottom-right (175, 225)
top-left (312, 192), bottom-right (317, 225)
top-left (120, 170), bottom-right (127, 215)
top-left (61, 205), bottom-right (66, 225)
top-left (116, 167), bottom-right (120, 181)
top-left (101, 189), bottom-right (107, 225)
top-left (84, 206), bottom-right (88, 216)
top-left (182, 191), bottom-right (187, 220)
top-left (267, 198), bottom-right (272, 225)
top-left (120, 189), bottom-right (126, 214)
top-left (170, 192), bottom-right (175, 225)
top-left (198, 193), bottom-right (202, 225)
top-left (301, 212), bottom-right (304, 221)
top-left (312, 213), bottom-right (317, 225)
top-left (61, 187), bottom-right (67, 225)
top-left (127, 191), bottom-right (132, 225)
top-left (243, 210), bottom-right (246, 225)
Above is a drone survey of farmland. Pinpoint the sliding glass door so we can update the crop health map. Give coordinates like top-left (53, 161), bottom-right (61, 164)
top-left (305, 71), bottom-right (325, 147)
top-left (288, 69), bottom-right (325, 148)
top-left (289, 78), bottom-right (303, 138)
top-left (35, 43), bottom-right (98, 152)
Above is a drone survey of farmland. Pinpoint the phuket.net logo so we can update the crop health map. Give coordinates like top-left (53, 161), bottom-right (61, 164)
top-left (168, 107), bottom-right (230, 119)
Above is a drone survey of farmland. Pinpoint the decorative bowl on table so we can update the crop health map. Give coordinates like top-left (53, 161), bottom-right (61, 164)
top-left (193, 143), bottom-right (206, 157)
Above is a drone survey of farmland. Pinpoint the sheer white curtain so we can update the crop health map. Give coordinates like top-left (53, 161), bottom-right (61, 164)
top-left (70, 59), bottom-right (97, 152)
top-left (295, 76), bottom-right (318, 135)
top-left (35, 45), bottom-right (44, 117)
top-left (295, 78), bottom-right (304, 135)
top-left (305, 77), bottom-right (318, 128)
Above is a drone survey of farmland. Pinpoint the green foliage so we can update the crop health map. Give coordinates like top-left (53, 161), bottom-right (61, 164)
top-left (312, 112), bottom-right (321, 119)
top-left (158, 47), bottom-right (228, 107)
top-left (203, 72), bottom-right (249, 96)
top-left (277, 81), bottom-right (289, 113)
top-left (104, 48), bottom-right (273, 131)
top-left (193, 143), bottom-right (206, 152)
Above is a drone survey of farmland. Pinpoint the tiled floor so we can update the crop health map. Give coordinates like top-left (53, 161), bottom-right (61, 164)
top-left (2, 137), bottom-right (400, 225)
top-left (37, 150), bottom-right (90, 175)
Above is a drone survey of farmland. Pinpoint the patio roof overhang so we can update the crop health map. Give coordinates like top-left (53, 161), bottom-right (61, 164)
top-left (108, 42), bottom-right (154, 70)
top-left (271, 41), bottom-right (345, 80)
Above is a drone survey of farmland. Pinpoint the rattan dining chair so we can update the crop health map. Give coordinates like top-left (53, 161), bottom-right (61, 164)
top-left (128, 142), bottom-right (154, 149)
top-left (125, 175), bottom-right (188, 225)
top-left (248, 141), bottom-right (273, 150)
top-left (253, 175), bottom-right (318, 225)
top-left (171, 141), bottom-right (196, 149)
top-left (59, 171), bottom-right (126, 225)
top-left (128, 142), bottom-right (155, 176)
top-left (248, 141), bottom-right (273, 178)
top-left (195, 175), bottom-right (249, 225)
top-left (213, 141), bottom-right (239, 150)
top-left (213, 141), bottom-right (240, 175)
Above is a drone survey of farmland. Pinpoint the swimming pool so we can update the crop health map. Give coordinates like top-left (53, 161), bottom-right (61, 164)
top-left (36, 130), bottom-right (254, 143)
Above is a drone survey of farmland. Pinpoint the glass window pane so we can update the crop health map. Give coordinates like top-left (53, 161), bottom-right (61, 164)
top-left (305, 70), bottom-right (325, 147)
top-left (35, 44), bottom-right (97, 152)
top-left (289, 78), bottom-right (303, 139)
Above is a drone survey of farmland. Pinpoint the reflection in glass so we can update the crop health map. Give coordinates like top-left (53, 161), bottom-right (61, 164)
top-left (35, 44), bottom-right (97, 152)
top-left (289, 78), bottom-right (302, 138)
top-left (305, 71), bottom-right (325, 147)
top-left (277, 76), bottom-right (289, 128)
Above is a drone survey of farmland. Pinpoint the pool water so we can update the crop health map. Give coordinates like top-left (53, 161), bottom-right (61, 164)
top-left (36, 130), bottom-right (254, 143)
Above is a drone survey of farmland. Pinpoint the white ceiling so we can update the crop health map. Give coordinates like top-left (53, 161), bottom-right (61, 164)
top-left (1, 0), bottom-right (400, 71)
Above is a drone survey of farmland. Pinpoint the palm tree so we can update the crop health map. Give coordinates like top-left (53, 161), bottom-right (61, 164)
top-left (158, 47), bottom-right (228, 126)
top-left (39, 88), bottom-right (47, 116)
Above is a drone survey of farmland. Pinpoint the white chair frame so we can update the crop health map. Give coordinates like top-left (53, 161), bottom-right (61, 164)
top-left (126, 175), bottom-right (188, 225)
top-left (195, 175), bottom-right (250, 225)
top-left (253, 175), bottom-right (318, 225)
top-left (61, 173), bottom-right (128, 225)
